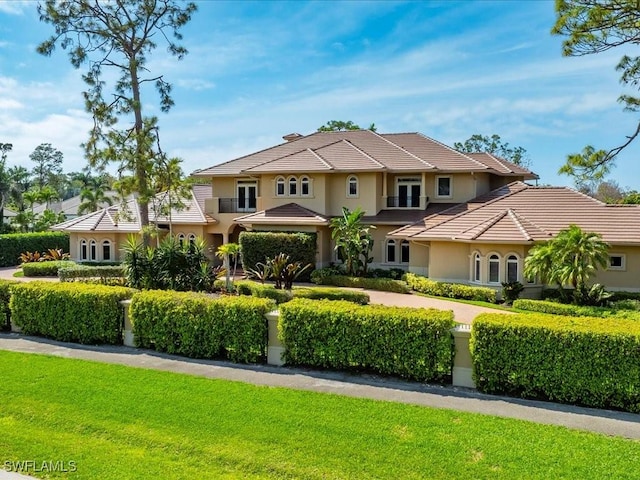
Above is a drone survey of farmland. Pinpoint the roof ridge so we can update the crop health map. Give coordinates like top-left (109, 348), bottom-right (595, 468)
top-left (340, 139), bottom-right (386, 169)
top-left (307, 147), bottom-right (335, 170)
top-left (416, 132), bottom-right (489, 170)
top-left (371, 130), bottom-right (436, 169)
top-left (454, 210), bottom-right (508, 240)
top-left (508, 208), bottom-right (551, 240)
top-left (507, 209), bottom-right (533, 241)
top-left (90, 208), bottom-right (109, 231)
top-left (240, 140), bottom-right (336, 173)
top-left (189, 188), bottom-right (208, 222)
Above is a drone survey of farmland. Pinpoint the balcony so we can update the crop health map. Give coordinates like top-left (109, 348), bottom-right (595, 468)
top-left (218, 197), bottom-right (257, 214)
top-left (386, 196), bottom-right (423, 208)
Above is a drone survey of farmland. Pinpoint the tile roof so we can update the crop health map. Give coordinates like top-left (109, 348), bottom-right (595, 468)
top-left (234, 203), bottom-right (329, 226)
top-left (390, 182), bottom-right (640, 245)
top-left (32, 191), bottom-right (118, 217)
top-left (193, 130), bottom-right (538, 178)
top-left (52, 186), bottom-right (215, 233)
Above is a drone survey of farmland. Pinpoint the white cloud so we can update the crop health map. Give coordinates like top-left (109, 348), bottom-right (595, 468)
top-left (0, 1), bottom-right (29, 15)
top-left (177, 78), bottom-right (215, 91)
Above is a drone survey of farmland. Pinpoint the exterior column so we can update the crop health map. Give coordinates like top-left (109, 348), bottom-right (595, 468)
top-left (382, 172), bottom-right (388, 208)
top-left (266, 311), bottom-right (284, 366)
top-left (420, 171), bottom-right (428, 209)
top-left (451, 324), bottom-right (475, 388)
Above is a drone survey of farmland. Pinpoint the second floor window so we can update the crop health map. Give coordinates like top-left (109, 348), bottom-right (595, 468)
top-left (288, 176), bottom-right (297, 196)
top-left (436, 176), bottom-right (452, 198)
top-left (301, 176), bottom-right (310, 196)
top-left (276, 177), bottom-right (285, 196)
top-left (347, 175), bottom-right (358, 197)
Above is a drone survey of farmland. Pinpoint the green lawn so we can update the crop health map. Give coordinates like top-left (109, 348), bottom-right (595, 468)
top-left (0, 351), bottom-right (638, 479)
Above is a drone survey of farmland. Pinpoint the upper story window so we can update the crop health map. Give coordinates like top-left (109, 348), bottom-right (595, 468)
top-left (347, 175), bottom-right (358, 197)
top-left (102, 240), bottom-right (112, 261)
top-left (436, 176), bottom-right (452, 198)
top-left (488, 254), bottom-right (500, 283)
top-left (276, 177), bottom-right (285, 196)
top-left (288, 176), bottom-right (297, 196)
top-left (301, 176), bottom-right (310, 196)
top-left (506, 255), bottom-right (519, 283)
top-left (608, 254), bottom-right (626, 271)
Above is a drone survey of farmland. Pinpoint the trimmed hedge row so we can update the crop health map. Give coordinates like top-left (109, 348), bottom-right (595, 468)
top-left (0, 232), bottom-right (69, 267)
top-left (239, 231), bottom-right (316, 279)
top-left (405, 273), bottom-right (496, 303)
top-left (513, 299), bottom-right (639, 319)
top-left (22, 260), bottom-right (76, 277)
top-left (9, 282), bottom-right (134, 344)
top-left (471, 313), bottom-right (640, 412)
top-left (59, 265), bottom-right (125, 284)
top-left (235, 280), bottom-right (370, 305)
top-left (279, 299), bottom-right (455, 381)
top-left (311, 275), bottom-right (410, 294)
top-left (0, 280), bottom-right (18, 331)
top-left (130, 290), bottom-right (274, 363)
top-left (235, 281), bottom-right (291, 304)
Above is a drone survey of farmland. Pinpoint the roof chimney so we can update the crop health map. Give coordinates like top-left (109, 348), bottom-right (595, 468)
top-left (283, 132), bottom-right (303, 142)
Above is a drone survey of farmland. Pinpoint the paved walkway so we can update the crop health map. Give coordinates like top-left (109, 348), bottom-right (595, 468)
top-left (0, 333), bottom-right (638, 440)
top-left (0, 267), bottom-right (57, 283)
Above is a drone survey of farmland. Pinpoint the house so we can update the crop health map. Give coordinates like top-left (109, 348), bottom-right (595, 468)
top-left (190, 130), bottom-right (537, 270)
top-left (32, 191), bottom-right (117, 220)
top-left (52, 185), bottom-right (215, 262)
top-left (389, 181), bottom-right (640, 294)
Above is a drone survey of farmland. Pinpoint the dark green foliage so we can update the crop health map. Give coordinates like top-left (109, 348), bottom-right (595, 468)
top-left (255, 253), bottom-right (312, 290)
top-left (0, 232), bottom-right (69, 267)
top-left (22, 260), bottom-right (76, 277)
top-left (501, 281), bottom-right (524, 304)
top-left (235, 280), bottom-right (370, 305)
top-left (279, 299), bottom-right (455, 381)
top-left (239, 232), bottom-right (317, 280)
top-left (512, 299), bottom-right (640, 320)
top-left (405, 272), bottom-right (496, 302)
top-left (0, 280), bottom-right (18, 331)
top-left (312, 274), bottom-right (409, 293)
top-left (471, 313), bottom-right (640, 412)
top-left (9, 282), bottom-right (133, 344)
top-left (235, 281), bottom-right (292, 304)
top-left (58, 265), bottom-right (125, 284)
top-left (130, 290), bottom-right (273, 363)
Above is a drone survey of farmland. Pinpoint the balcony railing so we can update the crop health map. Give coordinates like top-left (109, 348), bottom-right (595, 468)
top-left (386, 196), bottom-right (421, 208)
top-left (218, 197), bottom-right (257, 214)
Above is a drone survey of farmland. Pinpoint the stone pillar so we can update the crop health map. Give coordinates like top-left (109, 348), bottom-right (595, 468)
top-left (10, 317), bottom-right (21, 333)
top-left (120, 299), bottom-right (135, 347)
top-left (265, 311), bottom-right (284, 366)
top-left (451, 324), bottom-right (475, 388)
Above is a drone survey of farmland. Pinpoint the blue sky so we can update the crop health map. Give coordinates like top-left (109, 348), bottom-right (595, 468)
top-left (0, 0), bottom-right (639, 190)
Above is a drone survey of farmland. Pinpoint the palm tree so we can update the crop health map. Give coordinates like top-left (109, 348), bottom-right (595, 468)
top-left (329, 207), bottom-right (375, 276)
top-left (524, 224), bottom-right (610, 304)
top-left (38, 185), bottom-right (59, 210)
top-left (216, 242), bottom-right (240, 290)
top-left (22, 189), bottom-right (41, 215)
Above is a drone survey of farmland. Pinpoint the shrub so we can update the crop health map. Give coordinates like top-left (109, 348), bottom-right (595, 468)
top-left (9, 282), bottom-right (134, 344)
top-left (58, 264), bottom-right (125, 284)
top-left (471, 313), bottom-right (640, 412)
top-left (311, 274), bottom-right (409, 294)
top-left (0, 232), bottom-right (69, 267)
top-left (0, 280), bottom-right (18, 331)
top-left (293, 287), bottom-right (369, 305)
top-left (239, 231), bottom-right (316, 280)
top-left (130, 290), bottom-right (274, 363)
top-left (235, 280), bottom-right (292, 304)
top-left (501, 281), bottom-right (524, 304)
top-left (513, 299), bottom-right (640, 320)
top-left (405, 273), bottom-right (496, 303)
top-left (279, 299), bottom-right (455, 381)
top-left (22, 260), bottom-right (76, 277)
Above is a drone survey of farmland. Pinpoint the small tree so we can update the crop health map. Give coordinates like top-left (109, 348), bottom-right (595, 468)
top-left (216, 243), bottom-right (240, 291)
top-left (330, 207), bottom-right (375, 277)
top-left (524, 225), bottom-right (610, 305)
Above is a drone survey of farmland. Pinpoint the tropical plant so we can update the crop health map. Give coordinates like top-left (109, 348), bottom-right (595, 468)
top-left (122, 235), bottom-right (149, 290)
top-left (524, 225), bottom-right (610, 305)
top-left (501, 281), bottom-right (524, 305)
top-left (329, 207), bottom-right (375, 277)
top-left (216, 243), bottom-right (240, 290)
top-left (258, 253), bottom-right (312, 290)
top-left (18, 251), bottom-right (42, 265)
top-left (42, 248), bottom-right (71, 261)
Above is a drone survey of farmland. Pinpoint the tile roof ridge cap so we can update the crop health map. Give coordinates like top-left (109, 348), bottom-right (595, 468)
top-left (241, 140), bottom-right (334, 172)
top-left (455, 209), bottom-right (509, 240)
top-left (307, 147), bottom-right (335, 170)
top-left (340, 138), bottom-right (385, 168)
top-left (189, 187), bottom-right (207, 222)
top-left (371, 130), bottom-right (436, 169)
top-left (506, 208), bottom-right (544, 241)
top-left (90, 208), bottom-right (110, 231)
top-left (416, 132), bottom-right (489, 170)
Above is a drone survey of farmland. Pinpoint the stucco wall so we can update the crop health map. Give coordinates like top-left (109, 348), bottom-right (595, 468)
top-left (591, 245), bottom-right (640, 292)
top-left (326, 172), bottom-right (378, 216)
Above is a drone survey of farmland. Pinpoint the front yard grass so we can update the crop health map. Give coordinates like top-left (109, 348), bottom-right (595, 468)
top-left (1, 350), bottom-right (638, 479)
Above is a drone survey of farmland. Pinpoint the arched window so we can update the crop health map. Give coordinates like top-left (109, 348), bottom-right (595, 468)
top-left (102, 240), bottom-right (112, 261)
top-left (347, 175), bottom-right (358, 197)
top-left (506, 255), bottom-right (519, 283)
top-left (300, 176), bottom-right (310, 196)
top-left (288, 176), bottom-right (297, 196)
top-left (386, 239), bottom-right (396, 263)
top-left (275, 176), bottom-right (285, 196)
top-left (401, 240), bottom-right (410, 263)
top-left (473, 253), bottom-right (481, 282)
top-left (90, 240), bottom-right (97, 261)
top-left (80, 239), bottom-right (88, 261)
top-left (188, 234), bottom-right (196, 246)
top-left (488, 254), bottom-right (500, 283)
top-left (177, 233), bottom-right (186, 247)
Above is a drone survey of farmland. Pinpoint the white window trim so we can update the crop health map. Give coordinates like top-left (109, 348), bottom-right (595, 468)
top-left (505, 254), bottom-right (519, 283)
top-left (300, 176), bottom-right (311, 197)
top-left (385, 239), bottom-right (397, 264)
top-left (435, 175), bottom-right (453, 199)
top-left (346, 175), bottom-right (359, 198)
top-left (287, 176), bottom-right (298, 196)
top-left (400, 240), bottom-right (410, 264)
top-left (102, 240), bottom-right (112, 262)
top-left (488, 253), bottom-right (501, 284)
top-left (89, 240), bottom-right (97, 262)
top-left (79, 239), bottom-right (88, 261)
top-left (275, 176), bottom-right (286, 197)
top-left (471, 252), bottom-right (482, 283)
top-left (608, 253), bottom-right (626, 271)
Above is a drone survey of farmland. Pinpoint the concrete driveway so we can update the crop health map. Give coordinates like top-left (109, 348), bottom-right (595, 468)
top-left (0, 267), bottom-right (58, 282)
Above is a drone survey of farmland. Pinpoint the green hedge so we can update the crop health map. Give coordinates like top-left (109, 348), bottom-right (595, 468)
top-left (239, 231), bottom-right (316, 280)
top-left (22, 260), bottom-right (76, 277)
top-left (235, 280), bottom-right (370, 305)
top-left (235, 281), bottom-right (292, 304)
top-left (279, 299), bottom-right (455, 381)
top-left (130, 290), bottom-right (274, 363)
top-left (59, 265), bottom-right (125, 284)
top-left (311, 275), bottom-right (409, 294)
top-left (471, 313), bottom-right (640, 412)
top-left (9, 282), bottom-right (134, 344)
top-left (513, 299), bottom-right (640, 320)
top-left (405, 273), bottom-right (496, 303)
top-left (0, 232), bottom-right (69, 267)
top-left (0, 280), bottom-right (18, 331)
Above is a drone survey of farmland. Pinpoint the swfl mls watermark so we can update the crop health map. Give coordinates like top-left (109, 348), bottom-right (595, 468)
top-left (4, 460), bottom-right (77, 474)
